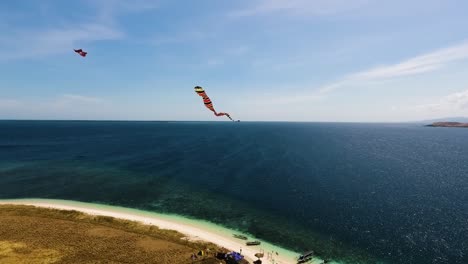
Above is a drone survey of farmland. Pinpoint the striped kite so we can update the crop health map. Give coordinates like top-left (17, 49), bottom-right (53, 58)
top-left (194, 86), bottom-right (236, 121)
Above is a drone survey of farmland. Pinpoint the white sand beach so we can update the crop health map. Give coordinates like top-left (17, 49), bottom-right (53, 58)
top-left (0, 199), bottom-right (327, 264)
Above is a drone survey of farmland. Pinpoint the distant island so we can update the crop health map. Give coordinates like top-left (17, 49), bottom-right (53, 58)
top-left (427, 122), bottom-right (468, 128)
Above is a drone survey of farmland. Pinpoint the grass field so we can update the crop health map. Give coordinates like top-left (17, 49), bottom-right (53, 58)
top-left (0, 204), bottom-right (228, 264)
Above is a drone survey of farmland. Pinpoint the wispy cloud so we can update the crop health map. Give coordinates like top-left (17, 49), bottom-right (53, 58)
top-left (89, 0), bottom-right (159, 24)
top-left (228, 0), bottom-right (448, 19)
top-left (152, 31), bottom-right (205, 45)
top-left (229, 0), bottom-right (370, 17)
top-left (352, 41), bottom-right (468, 80)
top-left (270, 40), bottom-right (468, 104)
top-left (1, 94), bottom-right (104, 109)
top-left (0, 94), bottom-right (108, 119)
top-left (387, 88), bottom-right (468, 121)
top-left (93, 0), bottom-right (159, 14)
top-left (0, 0), bottom-right (158, 61)
top-left (59, 94), bottom-right (104, 104)
top-left (0, 23), bottom-right (123, 61)
top-left (0, 99), bottom-right (23, 109)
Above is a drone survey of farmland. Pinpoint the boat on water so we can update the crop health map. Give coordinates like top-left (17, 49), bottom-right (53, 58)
top-left (297, 251), bottom-right (314, 263)
top-left (233, 234), bottom-right (248, 240)
top-left (246, 241), bottom-right (261, 246)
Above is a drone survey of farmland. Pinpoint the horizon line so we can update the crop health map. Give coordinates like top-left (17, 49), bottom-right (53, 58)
top-left (0, 118), bottom-right (452, 124)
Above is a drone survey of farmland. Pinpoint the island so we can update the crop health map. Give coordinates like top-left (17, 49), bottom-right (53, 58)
top-left (427, 122), bottom-right (468, 128)
top-left (0, 199), bottom-right (306, 264)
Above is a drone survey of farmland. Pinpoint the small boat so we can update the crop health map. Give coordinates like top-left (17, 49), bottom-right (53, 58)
top-left (233, 234), bottom-right (248, 240)
top-left (297, 250), bottom-right (314, 263)
top-left (246, 241), bottom-right (261, 246)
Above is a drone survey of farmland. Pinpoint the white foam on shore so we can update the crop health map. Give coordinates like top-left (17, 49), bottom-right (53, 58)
top-left (0, 198), bottom-right (331, 264)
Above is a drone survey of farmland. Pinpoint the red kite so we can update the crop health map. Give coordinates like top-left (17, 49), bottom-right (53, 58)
top-left (74, 49), bottom-right (87, 57)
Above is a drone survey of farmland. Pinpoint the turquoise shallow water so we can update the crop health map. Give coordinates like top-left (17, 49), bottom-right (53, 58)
top-left (1, 120), bottom-right (467, 263)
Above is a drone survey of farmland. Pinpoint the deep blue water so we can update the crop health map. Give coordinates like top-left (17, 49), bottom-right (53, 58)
top-left (0, 120), bottom-right (467, 263)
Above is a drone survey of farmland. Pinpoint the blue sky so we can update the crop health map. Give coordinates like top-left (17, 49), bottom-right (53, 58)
top-left (1, 0), bottom-right (468, 122)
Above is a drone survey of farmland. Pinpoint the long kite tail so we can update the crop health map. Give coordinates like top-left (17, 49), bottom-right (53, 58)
top-left (215, 112), bottom-right (234, 121)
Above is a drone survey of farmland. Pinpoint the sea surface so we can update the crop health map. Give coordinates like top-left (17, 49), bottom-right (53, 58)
top-left (0, 120), bottom-right (467, 264)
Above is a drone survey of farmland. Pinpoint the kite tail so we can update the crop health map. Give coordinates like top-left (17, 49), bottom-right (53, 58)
top-left (215, 112), bottom-right (234, 121)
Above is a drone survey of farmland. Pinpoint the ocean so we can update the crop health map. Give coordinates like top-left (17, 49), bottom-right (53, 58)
top-left (0, 120), bottom-right (467, 263)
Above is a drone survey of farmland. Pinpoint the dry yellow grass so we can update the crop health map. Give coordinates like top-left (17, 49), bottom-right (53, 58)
top-left (0, 205), bottom-right (227, 264)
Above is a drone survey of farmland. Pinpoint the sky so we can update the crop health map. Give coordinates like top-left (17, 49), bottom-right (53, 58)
top-left (1, 0), bottom-right (468, 122)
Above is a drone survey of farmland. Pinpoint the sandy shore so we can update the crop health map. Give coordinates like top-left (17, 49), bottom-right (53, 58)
top-left (0, 199), bottom-right (322, 264)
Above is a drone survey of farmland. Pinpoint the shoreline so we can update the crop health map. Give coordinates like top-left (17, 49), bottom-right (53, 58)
top-left (0, 198), bottom-right (327, 264)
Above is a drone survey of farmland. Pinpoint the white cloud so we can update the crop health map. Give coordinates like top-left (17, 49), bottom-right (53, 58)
top-left (152, 31), bottom-right (205, 45)
top-left (229, 0), bottom-right (370, 17)
top-left (0, 94), bottom-right (107, 119)
top-left (57, 94), bottom-right (104, 105)
top-left (228, 0), bottom-right (450, 19)
top-left (352, 41), bottom-right (468, 80)
top-left (414, 89), bottom-right (468, 113)
top-left (45, 94), bottom-right (105, 112)
top-left (0, 0), bottom-right (158, 61)
top-left (268, 40), bottom-right (468, 104)
top-left (89, 0), bottom-right (159, 24)
top-left (0, 23), bottom-right (123, 61)
top-left (383, 89), bottom-right (468, 122)
top-left (0, 99), bottom-right (23, 109)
